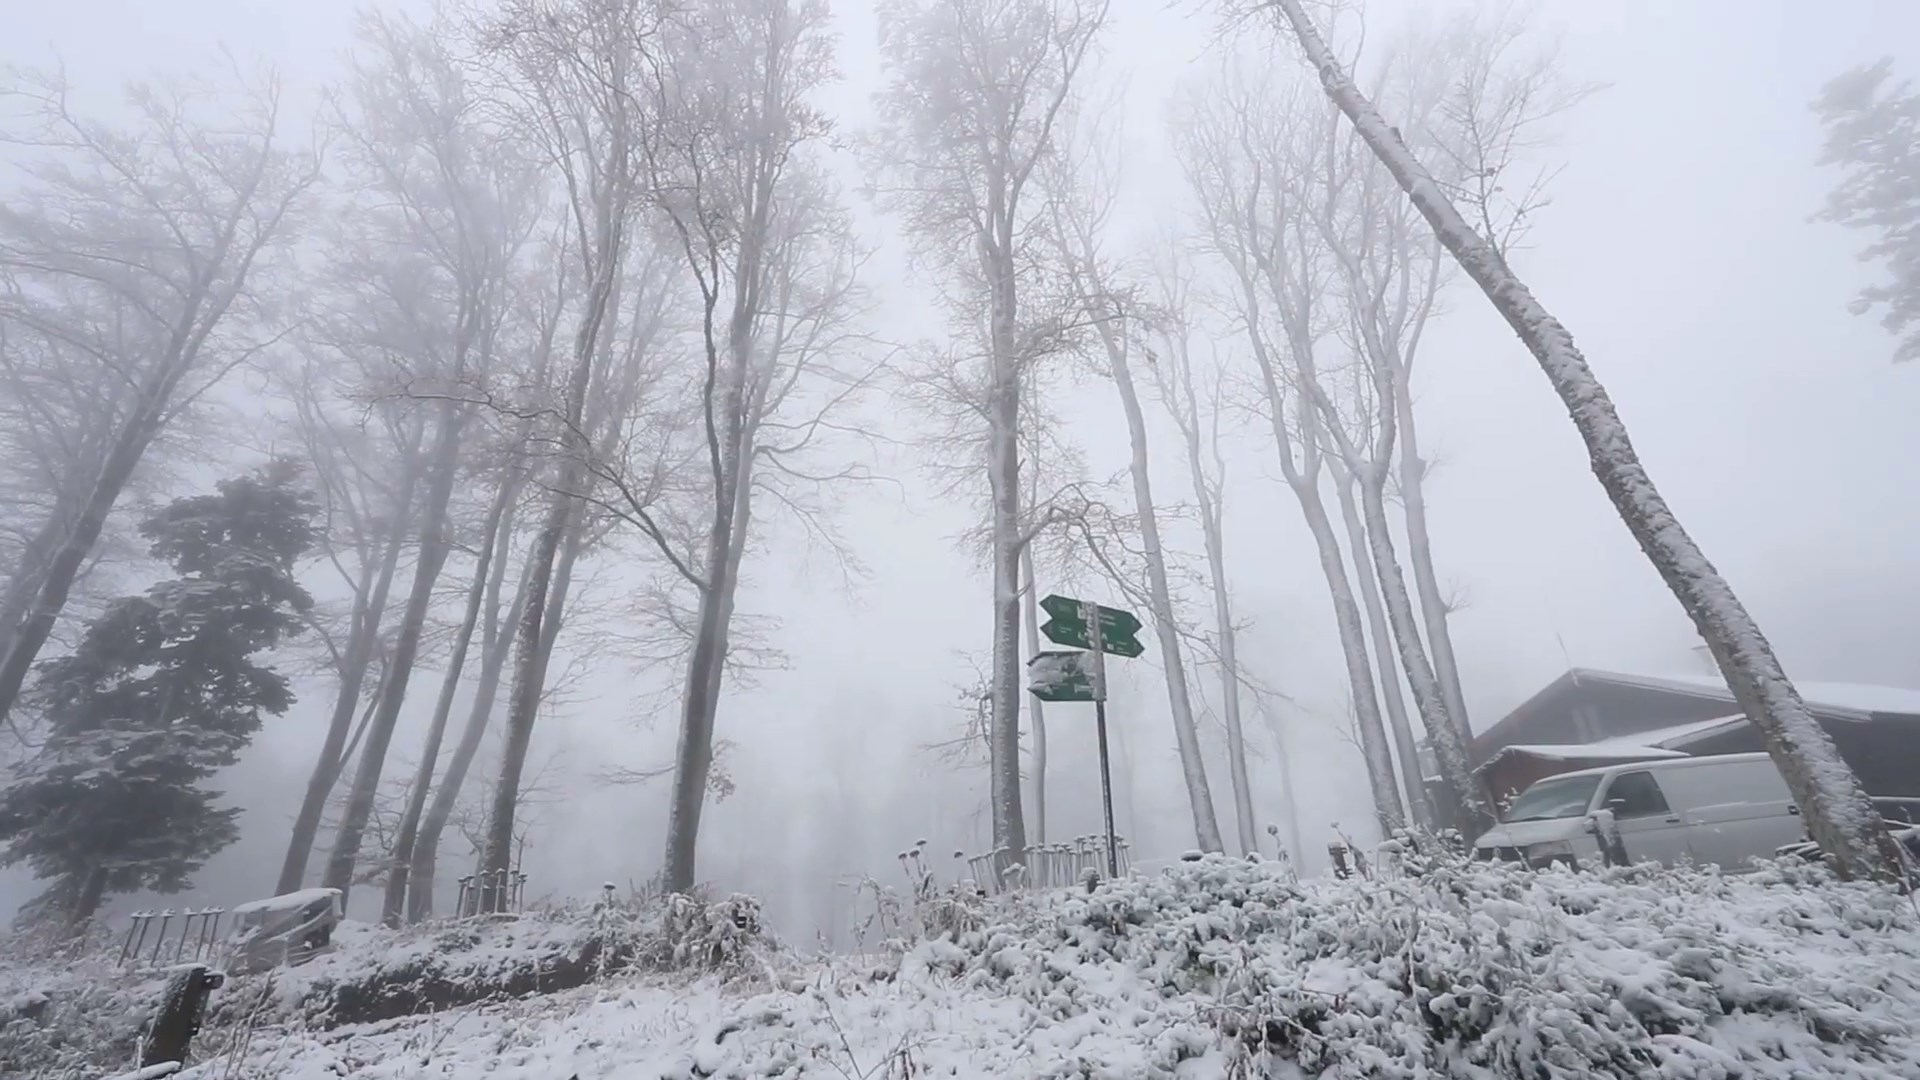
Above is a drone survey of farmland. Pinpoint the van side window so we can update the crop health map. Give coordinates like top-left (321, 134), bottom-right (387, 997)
top-left (1603, 771), bottom-right (1671, 819)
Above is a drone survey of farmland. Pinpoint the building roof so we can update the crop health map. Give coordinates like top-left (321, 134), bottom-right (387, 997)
top-left (1474, 667), bottom-right (1920, 758)
top-left (1473, 714), bottom-right (1750, 773)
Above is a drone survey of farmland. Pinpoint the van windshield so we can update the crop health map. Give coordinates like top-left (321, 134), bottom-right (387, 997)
top-left (1504, 774), bottom-right (1604, 822)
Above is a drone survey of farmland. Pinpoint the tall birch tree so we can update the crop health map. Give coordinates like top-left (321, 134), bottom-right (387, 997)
top-left (1175, 63), bottom-right (1405, 833)
top-left (873, 0), bottom-right (1109, 873)
top-left (1043, 127), bottom-right (1225, 853)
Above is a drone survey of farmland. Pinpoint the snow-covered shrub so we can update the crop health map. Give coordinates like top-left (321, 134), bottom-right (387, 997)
top-left (909, 851), bottom-right (1920, 1077)
top-left (850, 840), bottom-right (989, 953)
top-left (0, 937), bottom-right (174, 1078)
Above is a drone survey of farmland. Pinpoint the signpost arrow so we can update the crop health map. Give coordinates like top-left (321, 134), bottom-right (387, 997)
top-left (1035, 594), bottom-right (1139, 878)
top-left (1038, 594), bottom-right (1145, 658)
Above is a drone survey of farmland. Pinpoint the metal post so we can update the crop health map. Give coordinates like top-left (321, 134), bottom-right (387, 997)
top-left (1083, 600), bottom-right (1118, 880)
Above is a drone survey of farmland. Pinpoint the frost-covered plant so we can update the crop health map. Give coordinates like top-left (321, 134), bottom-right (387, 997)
top-left (904, 851), bottom-right (1920, 1077)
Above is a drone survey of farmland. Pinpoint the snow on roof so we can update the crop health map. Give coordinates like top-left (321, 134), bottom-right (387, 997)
top-left (1475, 715), bottom-right (1751, 772)
top-left (1567, 668), bottom-right (1920, 721)
top-left (230, 887), bottom-right (341, 918)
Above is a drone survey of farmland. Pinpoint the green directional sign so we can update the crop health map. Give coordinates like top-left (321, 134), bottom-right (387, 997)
top-left (1039, 594), bottom-right (1145, 658)
top-left (1027, 650), bottom-right (1097, 702)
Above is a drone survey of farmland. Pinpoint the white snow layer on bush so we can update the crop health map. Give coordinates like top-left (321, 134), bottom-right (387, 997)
top-left (81, 856), bottom-right (1920, 1077)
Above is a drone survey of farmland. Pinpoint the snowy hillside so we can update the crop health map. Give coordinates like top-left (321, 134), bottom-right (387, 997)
top-left (12, 851), bottom-right (1915, 1079)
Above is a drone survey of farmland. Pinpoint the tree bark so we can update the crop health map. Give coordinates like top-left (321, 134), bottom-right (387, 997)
top-left (1330, 459), bottom-right (1433, 829)
top-left (1102, 322), bottom-right (1224, 852)
top-left (1189, 457), bottom-right (1259, 857)
top-left (405, 506), bottom-right (530, 922)
top-left (322, 405), bottom-right (465, 900)
top-left (380, 476), bottom-right (511, 925)
top-left (1238, 296), bottom-right (1404, 834)
top-left (67, 865), bottom-right (108, 933)
top-left (984, 236), bottom-right (1029, 878)
top-left (1019, 546), bottom-right (1048, 847)
top-left (1293, 479), bottom-right (1407, 834)
top-left (275, 457), bottom-right (417, 895)
top-left (661, 522), bottom-right (744, 892)
top-left (1355, 470), bottom-right (1488, 832)
top-left (0, 412), bottom-right (154, 721)
top-left (1394, 386), bottom-right (1473, 744)
top-left (1274, 0), bottom-right (1907, 881)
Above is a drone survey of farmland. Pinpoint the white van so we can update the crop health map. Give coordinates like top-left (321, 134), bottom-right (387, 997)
top-left (1472, 752), bottom-right (1806, 871)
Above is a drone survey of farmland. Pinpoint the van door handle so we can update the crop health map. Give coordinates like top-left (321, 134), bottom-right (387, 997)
top-left (1664, 815), bottom-right (1681, 824)
top-left (1788, 805), bottom-right (1800, 815)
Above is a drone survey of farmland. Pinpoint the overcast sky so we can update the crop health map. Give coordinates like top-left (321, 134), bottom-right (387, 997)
top-left (4, 0), bottom-right (1916, 930)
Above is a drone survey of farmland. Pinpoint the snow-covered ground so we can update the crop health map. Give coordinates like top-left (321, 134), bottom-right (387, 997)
top-left (10, 852), bottom-right (1920, 1079)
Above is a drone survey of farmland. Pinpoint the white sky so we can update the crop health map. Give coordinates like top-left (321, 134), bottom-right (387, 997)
top-left (4, 0), bottom-right (1917, 929)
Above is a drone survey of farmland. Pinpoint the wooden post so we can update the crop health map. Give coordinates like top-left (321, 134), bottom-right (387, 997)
top-left (139, 964), bottom-right (225, 1069)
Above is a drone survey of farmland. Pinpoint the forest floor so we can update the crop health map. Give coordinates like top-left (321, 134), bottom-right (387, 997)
top-left (11, 850), bottom-right (1920, 1079)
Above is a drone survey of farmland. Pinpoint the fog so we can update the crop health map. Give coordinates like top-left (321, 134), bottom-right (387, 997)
top-left (2, 0), bottom-right (1915, 941)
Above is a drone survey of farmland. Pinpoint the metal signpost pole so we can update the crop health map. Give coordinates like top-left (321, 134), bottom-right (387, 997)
top-left (1083, 600), bottom-right (1119, 879)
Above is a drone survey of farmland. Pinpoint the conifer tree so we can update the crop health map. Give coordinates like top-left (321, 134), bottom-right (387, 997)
top-left (0, 461), bottom-right (317, 929)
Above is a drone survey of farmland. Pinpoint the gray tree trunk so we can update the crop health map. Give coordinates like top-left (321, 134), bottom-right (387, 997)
top-left (405, 506), bottom-right (531, 922)
top-left (985, 237), bottom-right (1029, 879)
top-left (1395, 389), bottom-right (1473, 745)
top-left (1019, 546), bottom-right (1048, 847)
top-left (380, 477), bottom-right (512, 925)
top-left (1102, 322), bottom-right (1224, 852)
top-left (323, 404), bottom-right (465, 900)
top-left (1331, 459), bottom-right (1433, 829)
top-left (276, 452), bottom-right (421, 894)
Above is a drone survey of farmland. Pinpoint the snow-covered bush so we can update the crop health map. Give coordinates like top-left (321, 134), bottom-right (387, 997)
top-left (0, 935), bottom-right (174, 1078)
top-left (908, 852), bottom-right (1920, 1077)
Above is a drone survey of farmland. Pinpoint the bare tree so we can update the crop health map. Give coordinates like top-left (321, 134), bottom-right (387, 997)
top-left (473, 0), bottom-right (655, 900)
top-left (1267, 0), bottom-right (1907, 880)
top-left (873, 0), bottom-right (1110, 873)
top-left (0, 67), bottom-right (317, 724)
top-left (1326, 449), bottom-right (1430, 828)
top-left (1174, 59), bottom-right (1405, 834)
top-left (1144, 257), bottom-right (1264, 854)
top-left (1042, 121), bottom-right (1225, 853)
top-left (604, 0), bottom-right (876, 892)
top-left (274, 355), bottom-right (425, 893)
top-left (314, 10), bottom-right (539, 902)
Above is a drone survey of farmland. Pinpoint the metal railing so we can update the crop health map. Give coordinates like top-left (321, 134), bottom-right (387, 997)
top-left (965, 836), bottom-right (1132, 895)
top-left (118, 908), bottom-right (226, 969)
top-left (456, 869), bottom-right (528, 916)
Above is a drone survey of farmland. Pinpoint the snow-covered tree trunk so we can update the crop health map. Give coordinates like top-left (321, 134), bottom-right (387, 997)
top-left (1272, 0), bottom-right (1905, 880)
top-left (1329, 457), bottom-right (1432, 829)
top-left (1394, 394), bottom-right (1473, 744)
top-left (1196, 483), bottom-right (1258, 855)
top-left (1150, 267), bottom-right (1261, 855)
top-left (1020, 546), bottom-right (1049, 847)
top-left (985, 326), bottom-right (1029, 875)
top-left (1243, 298), bottom-right (1404, 834)
top-left (1101, 319), bottom-right (1224, 852)
top-left (1354, 468), bottom-right (1489, 832)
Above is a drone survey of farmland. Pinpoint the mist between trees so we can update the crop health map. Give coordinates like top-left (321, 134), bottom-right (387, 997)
top-left (1, 0), bottom-right (1914, 935)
